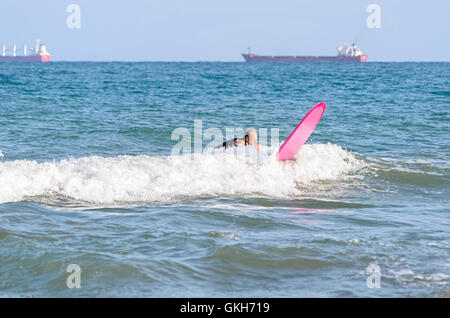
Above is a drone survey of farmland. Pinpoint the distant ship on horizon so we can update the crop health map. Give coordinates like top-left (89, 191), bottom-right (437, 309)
top-left (0, 39), bottom-right (51, 62)
top-left (242, 43), bottom-right (367, 63)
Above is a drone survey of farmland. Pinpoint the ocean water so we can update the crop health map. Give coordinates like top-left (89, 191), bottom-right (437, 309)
top-left (0, 62), bottom-right (449, 297)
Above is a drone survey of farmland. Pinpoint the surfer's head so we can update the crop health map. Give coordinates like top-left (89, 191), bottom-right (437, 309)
top-left (245, 129), bottom-right (257, 146)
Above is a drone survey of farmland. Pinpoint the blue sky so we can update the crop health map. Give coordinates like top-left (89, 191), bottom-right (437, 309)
top-left (0, 0), bottom-right (449, 61)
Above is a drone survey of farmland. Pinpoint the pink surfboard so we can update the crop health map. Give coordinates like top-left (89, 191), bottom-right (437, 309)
top-left (276, 102), bottom-right (326, 161)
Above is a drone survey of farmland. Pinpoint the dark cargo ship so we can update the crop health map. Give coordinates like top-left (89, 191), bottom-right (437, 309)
top-left (242, 43), bottom-right (367, 63)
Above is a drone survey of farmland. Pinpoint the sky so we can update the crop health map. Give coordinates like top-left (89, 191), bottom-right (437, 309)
top-left (0, 0), bottom-right (449, 61)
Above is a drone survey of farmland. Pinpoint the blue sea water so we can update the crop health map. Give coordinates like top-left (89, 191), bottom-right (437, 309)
top-left (0, 62), bottom-right (449, 297)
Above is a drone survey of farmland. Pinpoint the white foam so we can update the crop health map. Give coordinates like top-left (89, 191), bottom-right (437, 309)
top-left (0, 150), bottom-right (3, 158)
top-left (413, 273), bottom-right (448, 285)
top-left (209, 231), bottom-right (240, 241)
top-left (0, 143), bottom-right (365, 204)
top-left (425, 273), bottom-right (448, 281)
top-left (391, 269), bottom-right (415, 276)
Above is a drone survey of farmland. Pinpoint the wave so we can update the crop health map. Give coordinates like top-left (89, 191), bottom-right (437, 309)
top-left (367, 157), bottom-right (450, 187)
top-left (0, 143), bottom-right (365, 205)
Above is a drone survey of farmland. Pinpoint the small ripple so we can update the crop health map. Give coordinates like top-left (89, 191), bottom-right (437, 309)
top-left (208, 245), bottom-right (335, 269)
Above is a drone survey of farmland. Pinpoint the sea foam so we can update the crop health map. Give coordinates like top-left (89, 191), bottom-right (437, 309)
top-left (0, 143), bottom-right (365, 204)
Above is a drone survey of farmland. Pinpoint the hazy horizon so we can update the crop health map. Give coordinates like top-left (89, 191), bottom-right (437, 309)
top-left (0, 0), bottom-right (449, 62)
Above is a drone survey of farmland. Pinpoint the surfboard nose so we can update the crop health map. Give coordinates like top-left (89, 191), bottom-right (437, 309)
top-left (276, 102), bottom-right (326, 161)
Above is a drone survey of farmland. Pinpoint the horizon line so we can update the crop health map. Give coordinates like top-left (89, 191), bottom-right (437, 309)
top-left (42, 60), bottom-right (450, 63)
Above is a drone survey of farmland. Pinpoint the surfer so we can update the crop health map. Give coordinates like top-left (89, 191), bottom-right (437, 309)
top-left (219, 129), bottom-right (260, 152)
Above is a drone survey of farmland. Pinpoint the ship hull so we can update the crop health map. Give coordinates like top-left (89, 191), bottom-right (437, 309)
top-left (242, 54), bottom-right (367, 63)
top-left (0, 55), bottom-right (51, 62)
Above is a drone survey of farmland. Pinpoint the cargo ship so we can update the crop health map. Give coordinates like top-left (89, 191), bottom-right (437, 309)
top-left (242, 43), bottom-right (367, 63)
top-left (0, 39), bottom-right (51, 62)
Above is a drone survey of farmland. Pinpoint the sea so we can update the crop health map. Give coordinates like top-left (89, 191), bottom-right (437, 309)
top-left (0, 61), bottom-right (448, 297)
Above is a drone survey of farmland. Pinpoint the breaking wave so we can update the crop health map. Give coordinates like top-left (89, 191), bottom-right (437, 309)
top-left (0, 143), bottom-right (365, 204)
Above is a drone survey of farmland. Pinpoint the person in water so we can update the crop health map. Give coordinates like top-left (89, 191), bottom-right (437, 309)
top-left (220, 129), bottom-right (260, 152)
